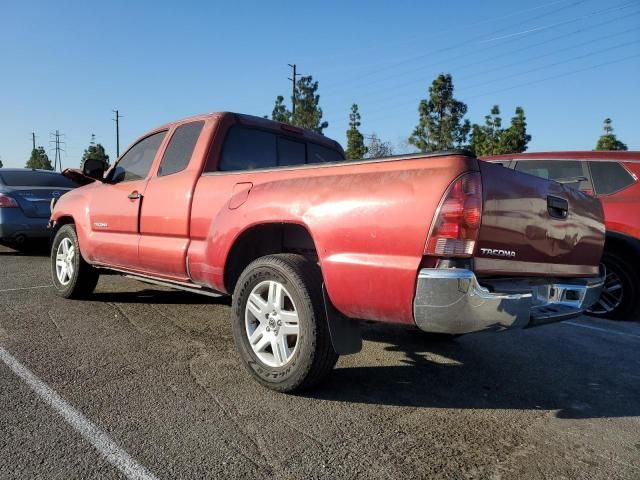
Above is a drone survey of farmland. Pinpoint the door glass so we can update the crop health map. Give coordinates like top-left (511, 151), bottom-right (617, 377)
top-left (109, 131), bottom-right (166, 183)
top-left (588, 161), bottom-right (636, 195)
top-left (158, 122), bottom-right (204, 176)
top-left (515, 160), bottom-right (593, 193)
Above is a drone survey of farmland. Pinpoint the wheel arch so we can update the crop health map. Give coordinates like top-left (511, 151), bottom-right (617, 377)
top-left (223, 222), bottom-right (319, 295)
top-left (604, 231), bottom-right (640, 260)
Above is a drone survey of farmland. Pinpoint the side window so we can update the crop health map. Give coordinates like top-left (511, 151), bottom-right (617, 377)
top-left (515, 160), bottom-right (593, 193)
top-left (158, 121), bottom-right (204, 177)
top-left (277, 137), bottom-right (305, 166)
top-left (218, 126), bottom-right (277, 171)
top-left (308, 143), bottom-right (345, 164)
top-left (589, 161), bottom-right (636, 195)
top-left (110, 131), bottom-right (166, 183)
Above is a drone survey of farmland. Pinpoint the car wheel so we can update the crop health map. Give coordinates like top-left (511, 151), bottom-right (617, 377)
top-left (50, 224), bottom-right (99, 299)
top-left (587, 251), bottom-right (639, 321)
top-left (231, 254), bottom-right (339, 392)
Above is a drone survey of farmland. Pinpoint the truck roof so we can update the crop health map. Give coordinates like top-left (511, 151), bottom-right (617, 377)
top-left (482, 151), bottom-right (640, 162)
top-left (152, 112), bottom-right (344, 154)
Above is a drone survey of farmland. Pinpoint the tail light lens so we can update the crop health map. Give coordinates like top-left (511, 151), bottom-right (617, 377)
top-left (425, 172), bottom-right (482, 257)
top-left (0, 194), bottom-right (18, 208)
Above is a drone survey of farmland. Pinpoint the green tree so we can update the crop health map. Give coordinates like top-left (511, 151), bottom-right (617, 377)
top-left (0, 158), bottom-right (3, 168)
top-left (470, 105), bottom-right (503, 156)
top-left (345, 104), bottom-right (368, 160)
top-left (409, 74), bottom-right (470, 152)
top-left (291, 75), bottom-right (328, 133)
top-left (499, 106), bottom-right (531, 154)
top-left (26, 146), bottom-right (53, 170)
top-left (81, 138), bottom-right (110, 168)
top-left (595, 118), bottom-right (627, 151)
top-left (271, 95), bottom-right (291, 123)
top-left (269, 75), bottom-right (328, 134)
top-left (365, 133), bottom-right (394, 158)
top-left (470, 106), bottom-right (531, 156)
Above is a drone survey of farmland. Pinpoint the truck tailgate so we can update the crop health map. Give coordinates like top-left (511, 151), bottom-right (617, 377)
top-left (474, 161), bottom-right (605, 277)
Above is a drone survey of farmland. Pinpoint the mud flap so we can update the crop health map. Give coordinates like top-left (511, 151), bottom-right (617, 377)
top-left (322, 284), bottom-right (362, 355)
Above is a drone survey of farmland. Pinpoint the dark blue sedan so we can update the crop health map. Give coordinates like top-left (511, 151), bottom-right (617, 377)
top-left (0, 169), bottom-right (79, 250)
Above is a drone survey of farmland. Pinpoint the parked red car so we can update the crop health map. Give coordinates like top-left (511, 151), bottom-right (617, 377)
top-left (483, 151), bottom-right (640, 321)
top-left (49, 113), bottom-right (606, 391)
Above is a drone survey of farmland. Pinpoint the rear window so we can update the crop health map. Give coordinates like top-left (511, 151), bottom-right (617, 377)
top-left (277, 137), bottom-right (306, 166)
top-left (515, 160), bottom-right (592, 192)
top-left (589, 161), bottom-right (636, 195)
top-left (216, 126), bottom-right (345, 172)
top-left (0, 171), bottom-right (78, 188)
top-left (308, 143), bottom-right (345, 163)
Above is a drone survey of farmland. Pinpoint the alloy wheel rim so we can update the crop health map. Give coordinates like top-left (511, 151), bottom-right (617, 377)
top-left (245, 280), bottom-right (300, 368)
top-left (587, 270), bottom-right (623, 315)
top-left (55, 237), bottom-right (75, 286)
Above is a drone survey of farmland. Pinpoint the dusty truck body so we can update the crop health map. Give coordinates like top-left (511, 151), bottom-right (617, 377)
top-left (49, 112), bottom-right (605, 391)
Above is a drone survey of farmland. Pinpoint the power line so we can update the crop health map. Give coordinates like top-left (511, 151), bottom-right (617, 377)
top-left (313, 0), bottom-right (581, 77)
top-left (348, 52), bottom-right (639, 127)
top-left (343, 24), bottom-right (639, 113)
top-left (329, 7), bottom-right (640, 104)
top-left (323, 0), bottom-right (635, 98)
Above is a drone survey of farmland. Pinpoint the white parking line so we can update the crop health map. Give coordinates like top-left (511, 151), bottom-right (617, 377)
top-left (0, 347), bottom-right (158, 480)
top-left (563, 321), bottom-right (640, 340)
top-left (0, 285), bottom-right (51, 293)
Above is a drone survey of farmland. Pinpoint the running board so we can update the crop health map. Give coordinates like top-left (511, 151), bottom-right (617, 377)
top-left (121, 273), bottom-right (224, 298)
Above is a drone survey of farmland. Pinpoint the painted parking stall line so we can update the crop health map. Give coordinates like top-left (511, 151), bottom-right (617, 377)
top-left (0, 285), bottom-right (51, 293)
top-left (0, 346), bottom-right (158, 480)
top-left (563, 321), bottom-right (640, 340)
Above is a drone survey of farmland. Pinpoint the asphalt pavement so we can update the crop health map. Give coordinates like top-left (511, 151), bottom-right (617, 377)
top-left (0, 245), bottom-right (639, 479)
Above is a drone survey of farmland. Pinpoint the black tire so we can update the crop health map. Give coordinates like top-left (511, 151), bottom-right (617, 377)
top-left (587, 250), bottom-right (640, 321)
top-left (50, 224), bottom-right (99, 299)
top-left (231, 254), bottom-right (339, 392)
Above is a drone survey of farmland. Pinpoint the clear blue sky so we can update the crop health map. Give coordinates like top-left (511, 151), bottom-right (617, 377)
top-left (1, 0), bottom-right (638, 168)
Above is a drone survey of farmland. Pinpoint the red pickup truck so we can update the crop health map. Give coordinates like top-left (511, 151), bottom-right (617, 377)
top-left (50, 113), bottom-right (605, 392)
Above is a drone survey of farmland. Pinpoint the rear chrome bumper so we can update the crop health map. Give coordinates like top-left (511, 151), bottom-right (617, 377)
top-left (413, 268), bottom-right (604, 335)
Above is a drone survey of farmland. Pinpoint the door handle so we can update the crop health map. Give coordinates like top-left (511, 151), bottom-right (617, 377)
top-left (547, 195), bottom-right (568, 219)
top-left (128, 191), bottom-right (142, 200)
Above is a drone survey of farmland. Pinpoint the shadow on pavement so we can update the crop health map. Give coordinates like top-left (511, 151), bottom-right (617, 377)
top-left (90, 288), bottom-right (231, 306)
top-left (310, 322), bottom-right (640, 420)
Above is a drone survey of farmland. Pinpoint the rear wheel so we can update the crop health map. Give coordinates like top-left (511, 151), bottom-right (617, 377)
top-left (587, 251), bottom-right (639, 321)
top-left (231, 254), bottom-right (338, 392)
top-left (50, 224), bottom-right (99, 299)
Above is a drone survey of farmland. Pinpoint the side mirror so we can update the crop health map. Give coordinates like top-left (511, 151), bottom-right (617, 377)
top-left (82, 159), bottom-right (106, 180)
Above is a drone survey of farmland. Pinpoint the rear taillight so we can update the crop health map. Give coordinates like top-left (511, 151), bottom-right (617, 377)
top-left (0, 194), bottom-right (18, 208)
top-left (425, 172), bottom-right (482, 257)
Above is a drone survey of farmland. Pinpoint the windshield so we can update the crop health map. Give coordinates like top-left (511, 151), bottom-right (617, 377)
top-left (0, 171), bottom-right (79, 188)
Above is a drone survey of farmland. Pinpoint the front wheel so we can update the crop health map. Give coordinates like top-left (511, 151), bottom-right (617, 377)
top-left (587, 251), bottom-right (639, 321)
top-left (231, 254), bottom-right (339, 392)
top-left (50, 224), bottom-right (99, 299)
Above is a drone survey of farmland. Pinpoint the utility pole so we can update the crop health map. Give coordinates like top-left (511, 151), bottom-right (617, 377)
top-left (112, 109), bottom-right (123, 157)
top-left (31, 132), bottom-right (36, 151)
top-left (287, 64), bottom-right (299, 117)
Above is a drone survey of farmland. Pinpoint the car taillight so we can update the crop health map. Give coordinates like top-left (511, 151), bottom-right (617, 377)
top-left (0, 194), bottom-right (18, 208)
top-left (425, 172), bottom-right (482, 257)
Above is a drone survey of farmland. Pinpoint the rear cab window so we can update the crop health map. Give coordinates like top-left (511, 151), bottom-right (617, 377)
top-left (215, 126), bottom-right (345, 172)
top-left (588, 161), bottom-right (636, 195)
top-left (514, 160), bottom-right (593, 194)
top-left (158, 121), bottom-right (204, 176)
top-left (0, 171), bottom-right (79, 188)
